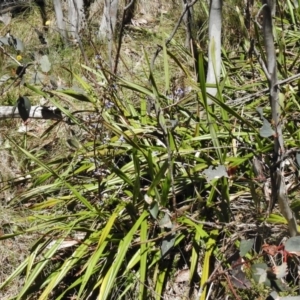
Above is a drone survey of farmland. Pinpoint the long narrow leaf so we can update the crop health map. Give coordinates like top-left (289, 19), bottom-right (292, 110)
top-left (98, 210), bottom-right (149, 300)
top-left (77, 206), bottom-right (123, 298)
top-left (199, 230), bottom-right (218, 300)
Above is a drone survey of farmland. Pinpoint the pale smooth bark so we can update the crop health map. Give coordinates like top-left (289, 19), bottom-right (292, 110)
top-left (262, 0), bottom-right (298, 236)
top-left (98, 0), bottom-right (119, 71)
top-left (98, 0), bottom-right (119, 40)
top-left (206, 0), bottom-right (222, 104)
top-left (53, 0), bottom-right (68, 43)
top-left (67, 0), bottom-right (85, 39)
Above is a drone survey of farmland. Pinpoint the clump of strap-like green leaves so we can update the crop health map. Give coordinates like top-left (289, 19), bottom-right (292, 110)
top-left (2, 1), bottom-right (300, 299)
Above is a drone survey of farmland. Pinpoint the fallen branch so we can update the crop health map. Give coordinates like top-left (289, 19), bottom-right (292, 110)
top-left (0, 105), bottom-right (62, 120)
top-left (226, 72), bottom-right (300, 107)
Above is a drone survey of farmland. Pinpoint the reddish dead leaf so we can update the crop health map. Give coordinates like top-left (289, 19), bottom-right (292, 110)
top-left (262, 244), bottom-right (278, 256)
top-left (227, 165), bottom-right (238, 177)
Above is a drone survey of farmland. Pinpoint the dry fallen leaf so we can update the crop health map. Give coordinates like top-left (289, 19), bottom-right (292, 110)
top-left (175, 269), bottom-right (190, 283)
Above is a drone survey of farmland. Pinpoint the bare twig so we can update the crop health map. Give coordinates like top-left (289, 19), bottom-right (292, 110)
top-left (182, 0), bottom-right (193, 50)
top-left (114, 0), bottom-right (135, 74)
top-left (253, 45), bottom-right (271, 82)
top-left (186, 215), bottom-right (223, 229)
top-left (224, 272), bottom-right (242, 300)
top-left (226, 72), bottom-right (300, 106)
top-left (131, 224), bottom-right (185, 246)
top-left (150, 0), bottom-right (198, 71)
top-left (124, 0), bottom-right (135, 10)
top-left (0, 45), bottom-right (35, 94)
top-left (271, 147), bottom-right (299, 169)
top-left (0, 2), bottom-right (29, 14)
top-left (255, 3), bottom-right (267, 29)
top-left (0, 44), bottom-right (22, 66)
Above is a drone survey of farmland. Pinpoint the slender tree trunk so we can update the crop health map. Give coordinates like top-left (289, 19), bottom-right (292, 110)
top-left (53, 0), bottom-right (68, 43)
top-left (261, 0), bottom-right (298, 236)
top-left (98, 0), bottom-right (119, 41)
top-left (206, 0), bottom-right (222, 104)
top-left (98, 0), bottom-right (119, 71)
top-left (67, 0), bottom-right (85, 39)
